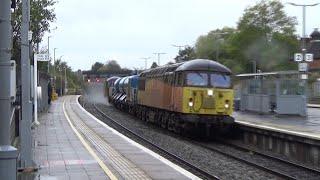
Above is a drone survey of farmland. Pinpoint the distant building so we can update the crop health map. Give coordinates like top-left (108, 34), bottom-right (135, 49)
top-left (306, 28), bottom-right (320, 71)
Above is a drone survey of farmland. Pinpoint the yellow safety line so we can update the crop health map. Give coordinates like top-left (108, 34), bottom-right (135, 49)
top-left (62, 100), bottom-right (118, 180)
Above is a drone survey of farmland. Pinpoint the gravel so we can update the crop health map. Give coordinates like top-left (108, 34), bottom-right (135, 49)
top-left (80, 95), bottom-right (278, 180)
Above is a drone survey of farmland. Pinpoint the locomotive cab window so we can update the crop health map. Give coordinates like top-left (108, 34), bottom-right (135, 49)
top-left (186, 72), bottom-right (208, 86)
top-left (175, 72), bottom-right (184, 86)
top-left (210, 74), bottom-right (231, 88)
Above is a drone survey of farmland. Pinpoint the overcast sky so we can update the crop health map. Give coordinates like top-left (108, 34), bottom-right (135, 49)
top-left (42, 0), bottom-right (320, 71)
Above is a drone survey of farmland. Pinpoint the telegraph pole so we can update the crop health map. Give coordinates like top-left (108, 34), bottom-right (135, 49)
top-left (140, 57), bottom-right (151, 69)
top-left (153, 52), bottom-right (166, 66)
top-left (20, 0), bottom-right (33, 168)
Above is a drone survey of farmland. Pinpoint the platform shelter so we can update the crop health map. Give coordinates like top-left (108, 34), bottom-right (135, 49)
top-left (236, 71), bottom-right (307, 116)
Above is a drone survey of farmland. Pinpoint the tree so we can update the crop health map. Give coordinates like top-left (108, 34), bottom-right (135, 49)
top-left (91, 62), bottom-right (104, 73)
top-left (178, 1), bottom-right (299, 73)
top-left (195, 27), bottom-right (237, 60)
top-left (97, 60), bottom-right (122, 74)
top-left (174, 46), bottom-right (196, 62)
top-left (238, 0), bottom-right (297, 36)
top-left (12, 0), bottom-right (56, 55)
top-left (234, 0), bottom-right (298, 72)
top-left (52, 58), bottom-right (82, 90)
top-left (150, 62), bottom-right (158, 68)
top-left (11, 0), bottom-right (57, 77)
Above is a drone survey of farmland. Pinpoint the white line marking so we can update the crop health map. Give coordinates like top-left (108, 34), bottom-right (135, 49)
top-left (75, 95), bottom-right (201, 180)
top-left (236, 120), bottom-right (320, 140)
top-left (62, 99), bottom-right (118, 180)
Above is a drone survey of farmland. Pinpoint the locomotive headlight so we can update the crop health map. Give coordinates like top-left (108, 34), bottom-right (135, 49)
top-left (207, 89), bottom-right (213, 96)
top-left (224, 100), bottom-right (230, 109)
top-left (188, 98), bottom-right (193, 107)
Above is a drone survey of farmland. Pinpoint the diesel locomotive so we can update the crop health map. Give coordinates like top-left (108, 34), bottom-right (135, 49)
top-left (106, 59), bottom-right (234, 135)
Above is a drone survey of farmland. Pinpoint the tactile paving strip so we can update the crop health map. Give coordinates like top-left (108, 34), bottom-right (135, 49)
top-left (64, 97), bottom-right (151, 180)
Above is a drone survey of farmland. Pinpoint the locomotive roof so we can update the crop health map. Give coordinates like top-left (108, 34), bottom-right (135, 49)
top-left (175, 59), bottom-right (231, 73)
top-left (140, 59), bottom-right (231, 77)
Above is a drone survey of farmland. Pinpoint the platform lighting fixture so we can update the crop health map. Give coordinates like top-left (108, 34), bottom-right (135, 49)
top-left (287, 2), bottom-right (320, 57)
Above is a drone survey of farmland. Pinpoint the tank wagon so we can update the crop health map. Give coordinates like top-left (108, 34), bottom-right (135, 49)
top-left (106, 59), bottom-right (234, 135)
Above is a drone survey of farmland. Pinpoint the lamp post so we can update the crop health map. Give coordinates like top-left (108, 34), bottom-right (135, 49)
top-left (287, 2), bottom-right (320, 59)
top-left (59, 67), bottom-right (63, 96)
top-left (216, 38), bottom-right (224, 61)
top-left (47, 36), bottom-right (51, 73)
top-left (64, 67), bottom-right (67, 95)
top-left (53, 48), bottom-right (57, 80)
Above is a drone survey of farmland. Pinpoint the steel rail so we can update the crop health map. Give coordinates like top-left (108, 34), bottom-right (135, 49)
top-left (192, 140), bottom-right (311, 180)
top-left (215, 138), bottom-right (320, 175)
top-left (92, 103), bottom-right (219, 180)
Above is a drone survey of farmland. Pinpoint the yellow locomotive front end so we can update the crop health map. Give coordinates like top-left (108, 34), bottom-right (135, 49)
top-left (181, 72), bottom-right (233, 115)
top-left (182, 87), bottom-right (234, 116)
top-left (175, 70), bottom-right (235, 129)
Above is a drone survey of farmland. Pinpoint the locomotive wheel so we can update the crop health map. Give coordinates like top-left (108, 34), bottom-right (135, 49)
top-left (160, 112), bottom-right (168, 129)
top-left (167, 114), bottom-right (175, 132)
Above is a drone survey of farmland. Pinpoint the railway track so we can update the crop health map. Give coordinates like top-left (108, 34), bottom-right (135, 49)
top-left (85, 100), bottom-right (320, 180)
top-left (218, 139), bottom-right (320, 175)
top-left (91, 103), bottom-right (219, 180)
top-left (192, 139), bottom-right (320, 180)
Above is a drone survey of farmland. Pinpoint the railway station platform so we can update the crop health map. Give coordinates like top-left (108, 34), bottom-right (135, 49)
top-left (233, 107), bottom-right (320, 140)
top-left (32, 95), bottom-right (199, 180)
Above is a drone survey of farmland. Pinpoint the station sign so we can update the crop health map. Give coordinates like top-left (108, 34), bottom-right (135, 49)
top-left (294, 53), bottom-right (303, 62)
top-left (305, 53), bottom-right (314, 62)
top-left (294, 53), bottom-right (314, 62)
top-left (35, 53), bottom-right (49, 62)
top-left (301, 74), bottom-right (308, 80)
top-left (298, 63), bottom-right (308, 72)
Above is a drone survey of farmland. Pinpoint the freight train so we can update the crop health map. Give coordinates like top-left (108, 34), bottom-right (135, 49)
top-left (105, 59), bottom-right (234, 135)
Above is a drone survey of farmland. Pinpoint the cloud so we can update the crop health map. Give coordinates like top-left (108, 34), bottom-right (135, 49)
top-left (42, 0), bottom-right (320, 71)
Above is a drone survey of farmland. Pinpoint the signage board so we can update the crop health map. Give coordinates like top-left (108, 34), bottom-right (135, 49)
top-left (294, 53), bottom-right (303, 62)
top-left (301, 74), bottom-right (308, 80)
top-left (298, 63), bottom-right (308, 72)
top-left (35, 53), bottom-right (49, 62)
top-left (305, 53), bottom-right (314, 62)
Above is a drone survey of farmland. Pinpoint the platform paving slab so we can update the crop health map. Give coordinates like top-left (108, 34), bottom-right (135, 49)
top-left (66, 95), bottom-right (198, 180)
top-left (32, 99), bottom-right (110, 180)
